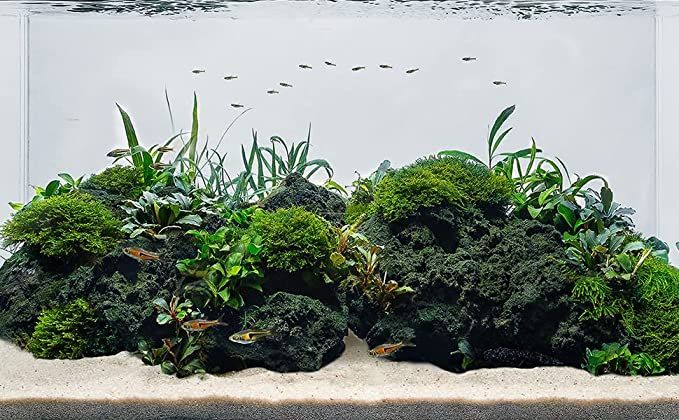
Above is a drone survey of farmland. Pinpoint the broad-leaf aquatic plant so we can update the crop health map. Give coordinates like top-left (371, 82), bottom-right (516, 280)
top-left (121, 191), bottom-right (203, 240)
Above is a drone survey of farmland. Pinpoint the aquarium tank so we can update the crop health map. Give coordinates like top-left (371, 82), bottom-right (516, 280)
top-left (0, 1), bottom-right (678, 419)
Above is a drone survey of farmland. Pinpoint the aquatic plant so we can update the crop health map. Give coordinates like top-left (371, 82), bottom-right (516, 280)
top-left (584, 342), bottom-right (664, 376)
top-left (1, 191), bottom-right (122, 258)
top-left (9, 173), bottom-right (84, 212)
top-left (249, 206), bottom-right (334, 273)
top-left (28, 299), bottom-right (106, 359)
top-left (121, 191), bottom-right (203, 239)
top-left (153, 296), bottom-right (201, 329)
top-left (178, 220), bottom-right (265, 310)
top-left (344, 160), bottom-right (391, 224)
top-left (372, 156), bottom-right (513, 222)
top-left (81, 165), bottom-right (144, 199)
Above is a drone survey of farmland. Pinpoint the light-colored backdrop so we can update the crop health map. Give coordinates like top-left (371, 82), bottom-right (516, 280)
top-left (2, 5), bottom-right (673, 258)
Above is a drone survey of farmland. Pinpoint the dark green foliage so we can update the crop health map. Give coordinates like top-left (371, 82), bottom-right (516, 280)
top-left (344, 160), bottom-right (391, 224)
top-left (261, 173), bottom-right (346, 226)
top-left (350, 207), bottom-right (615, 370)
top-left (1, 191), bottom-right (122, 258)
top-left (584, 342), bottom-right (664, 376)
top-left (250, 207), bottom-right (334, 273)
top-left (372, 157), bottom-right (513, 222)
top-left (205, 292), bottom-right (347, 372)
top-left (82, 165), bottom-right (144, 199)
top-left (121, 191), bottom-right (203, 240)
top-left (28, 299), bottom-right (107, 359)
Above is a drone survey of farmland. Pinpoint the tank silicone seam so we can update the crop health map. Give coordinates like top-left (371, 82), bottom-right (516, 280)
top-left (19, 10), bottom-right (30, 204)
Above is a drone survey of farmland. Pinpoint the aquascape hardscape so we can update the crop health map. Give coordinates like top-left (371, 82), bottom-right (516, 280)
top-left (0, 100), bottom-right (677, 379)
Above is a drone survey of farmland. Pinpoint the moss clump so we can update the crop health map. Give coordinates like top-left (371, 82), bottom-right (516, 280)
top-left (1, 191), bottom-right (122, 258)
top-left (372, 157), bottom-right (513, 222)
top-left (28, 299), bottom-right (105, 359)
top-left (624, 258), bottom-right (679, 371)
top-left (250, 206), bottom-right (334, 273)
top-left (82, 165), bottom-right (144, 199)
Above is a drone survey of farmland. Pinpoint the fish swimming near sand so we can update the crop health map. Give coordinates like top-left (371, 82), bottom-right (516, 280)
top-left (405, 68), bottom-right (420, 74)
top-left (223, 75), bottom-right (238, 80)
top-left (299, 64), bottom-right (313, 69)
top-left (352, 66), bottom-right (366, 72)
top-left (369, 341), bottom-right (416, 357)
top-left (279, 82), bottom-right (293, 88)
top-left (181, 318), bottom-right (228, 333)
top-left (107, 148), bottom-right (130, 158)
top-left (462, 57), bottom-right (477, 61)
top-left (493, 81), bottom-right (507, 85)
top-left (192, 69), bottom-right (206, 74)
top-left (229, 329), bottom-right (273, 345)
top-left (123, 247), bottom-right (161, 262)
top-left (231, 103), bottom-right (245, 108)
top-left (379, 64), bottom-right (393, 69)
top-left (267, 90), bottom-right (279, 95)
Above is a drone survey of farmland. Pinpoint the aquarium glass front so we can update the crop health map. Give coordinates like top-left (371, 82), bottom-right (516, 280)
top-left (0, 0), bottom-right (678, 415)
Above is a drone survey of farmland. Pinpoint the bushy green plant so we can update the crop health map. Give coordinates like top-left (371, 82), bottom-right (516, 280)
top-left (344, 160), bottom-right (390, 224)
top-left (28, 299), bottom-right (104, 359)
top-left (82, 165), bottom-right (144, 198)
top-left (178, 215), bottom-right (265, 309)
top-left (121, 191), bottom-right (203, 239)
top-left (250, 206), bottom-right (334, 273)
top-left (1, 191), bottom-right (122, 257)
top-left (9, 173), bottom-right (84, 212)
top-left (584, 342), bottom-right (664, 376)
top-left (372, 156), bottom-right (513, 222)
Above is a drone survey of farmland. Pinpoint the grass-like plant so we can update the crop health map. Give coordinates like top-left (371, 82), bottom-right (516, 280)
top-left (1, 191), bottom-right (121, 257)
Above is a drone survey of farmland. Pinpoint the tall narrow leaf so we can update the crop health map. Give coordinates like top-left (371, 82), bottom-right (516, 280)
top-left (116, 103), bottom-right (143, 169)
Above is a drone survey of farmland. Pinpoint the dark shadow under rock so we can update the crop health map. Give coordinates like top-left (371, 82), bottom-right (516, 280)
top-left (260, 173), bottom-right (346, 226)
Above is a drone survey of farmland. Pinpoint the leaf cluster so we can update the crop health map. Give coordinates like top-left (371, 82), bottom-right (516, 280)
top-left (584, 342), bottom-right (664, 376)
top-left (121, 191), bottom-right (203, 240)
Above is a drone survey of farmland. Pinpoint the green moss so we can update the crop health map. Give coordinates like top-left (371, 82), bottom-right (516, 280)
top-left (372, 157), bottom-right (513, 222)
top-left (28, 299), bottom-right (105, 359)
top-left (82, 165), bottom-right (144, 199)
top-left (250, 206), bottom-right (334, 273)
top-left (623, 258), bottom-right (679, 371)
top-left (1, 191), bottom-right (122, 258)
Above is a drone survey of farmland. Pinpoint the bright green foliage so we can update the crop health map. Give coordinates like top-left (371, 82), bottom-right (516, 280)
top-left (584, 342), bottom-right (664, 376)
top-left (1, 191), bottom-right (122, 257)
top-left (250, 207), bottom-right (334, 273)
top-left (344, 160), bottom-right (391, 224)
top-left (121, 191), bottom-right (203, 240)
top-left (28, 299), bottom-right (103, 359)
top-left (82, 165), bottom-right (144, 198)
top-left (623, 258), bottom-right (679, 371)
top-left (372, 157), bottom-right (513, 222)
top-left (9, 173), bottom-right (84, 212)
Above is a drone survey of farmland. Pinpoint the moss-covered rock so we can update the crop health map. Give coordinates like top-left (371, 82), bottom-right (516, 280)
top-left (349, 207), bottom-right (615, 370)
top-left (261, 173), bottom-right (346, 226)
top-left (82, 165), bottom-right (144, 200)
top-left (205, 292), bottom-right (347, 372)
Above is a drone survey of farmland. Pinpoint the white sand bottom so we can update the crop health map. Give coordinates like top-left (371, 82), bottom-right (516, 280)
top-left (1, 332), bottom-right (678, 403)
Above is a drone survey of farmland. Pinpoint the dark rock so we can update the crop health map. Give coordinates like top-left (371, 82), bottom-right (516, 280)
top-left (205, 292), bottom-right (347, 372)
top-left (261, 173), bottom-right (346, 226)
top-left (352, 207), bottom-right (617, 371)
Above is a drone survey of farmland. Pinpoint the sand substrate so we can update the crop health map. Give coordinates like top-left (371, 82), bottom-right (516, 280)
top-left (1, 333), bottom-right (678, 419)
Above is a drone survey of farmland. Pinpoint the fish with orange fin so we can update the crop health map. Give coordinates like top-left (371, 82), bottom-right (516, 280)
top-left (369, 341), bottom-right (416, 357)
top-left (181, 318), bottom-right (228, 333)
top-left (229, 329), bottom-right (273, 345)
top-left (123, 247), bottom-right (161, 262)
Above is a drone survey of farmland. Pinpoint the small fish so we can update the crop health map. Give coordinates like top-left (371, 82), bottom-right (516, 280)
top-left (493, 81), bottom-right (507, 86)
top-left (181, 319), bottom-right (228, 333)
top-left (150, 162), bottom-right (171, 171)
top-left (192, 69), bottom-right (206, 74)
top-left (369, 341), bottom-right (416, 357)
top-left (405, 68), bottom-right (420, 74)
top-left (223, 75), bottom-right (238, 80)
top-left (279, 82), bottom-right (293, 88)
top-left (229, 329), bottom-right (273, 345)
top-left (379, 64), bottom-right (393, 69)
top-left (231, 103), bottom-right (245, 108)
top-left (267, 90), bottom-right (279, 95)
top-left (352, 66), bottom-right (366, 72)
top-left (156, 146), bottom-right (173, 154)
top-left (462, 57), bottom-right (477, 62)
top-left (106, 148), bottom-right (129, 158)
top-left (123, 247), bottom-right (160, 262)
top-left (299, 64), bottom-right (312, 69)
top-left (325, 61), bottom-right (336, 66)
